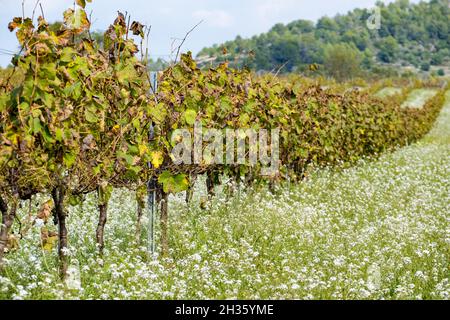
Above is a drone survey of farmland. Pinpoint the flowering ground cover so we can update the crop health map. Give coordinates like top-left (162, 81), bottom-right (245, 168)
top-left (401, 89), bottom-right (439, 109)
top-left (374, 87), bottom-right (403, 98)
top-left (1, 92), bottom-right (449, 300)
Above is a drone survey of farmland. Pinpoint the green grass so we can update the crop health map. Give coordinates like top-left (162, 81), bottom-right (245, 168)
top-left (1, 92), bottom-right (449, 300)
top-left (401, 89), bottom-right (439, 109)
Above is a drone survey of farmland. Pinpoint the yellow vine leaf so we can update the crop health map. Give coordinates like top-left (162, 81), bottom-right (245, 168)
top-left (151, 151), bottom-right (164, 169)
top-left (43, 235), bottom-right (58, 252)
top-left (138, 144), bottom-right (148, 156)
top-left (41, 228), bottom-right (58, 252)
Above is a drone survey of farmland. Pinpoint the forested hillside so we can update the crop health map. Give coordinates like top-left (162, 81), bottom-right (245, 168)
top-left (197, 0), bottom-right (449, 78)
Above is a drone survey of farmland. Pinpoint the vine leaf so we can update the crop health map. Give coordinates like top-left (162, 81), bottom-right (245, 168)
top-left (41, 227), bottom-right (58, 252)
top-left (85, 109), bottom-right (98, 123)
top-left (63, 8), bottom-right (90, 34)
top-left (6, 234), bottom-right (20, 253)
top-left (116, 63), bottom-right (138, 85)
top-left (184, 109), bottom-right (197, 126)
top-left (76, 0), bottom-right (92, 9)
top-left (76, 0), bottom-right (86, 8)
top-left (151, 151), bottom-right (164, 168)
top-left (130, 21), bottom-right (144, 37)
top-left (63, 152), bottom-right (76, 168)
top-left (36, 200), bottom-right (53, 223)
top-left (158, 171), bottom-right (189, 194)
top-left (8, 17), bottom-right (23, 32)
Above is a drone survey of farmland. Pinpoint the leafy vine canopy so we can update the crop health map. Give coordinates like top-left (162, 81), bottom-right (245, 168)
top-left (0, 0), bottom-right (162, 195)
top-left (1, 0), bottom-right (444, 198)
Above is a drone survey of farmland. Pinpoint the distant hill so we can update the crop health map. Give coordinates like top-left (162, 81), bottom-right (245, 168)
top-left (197, 0), bottom-right (449, 78)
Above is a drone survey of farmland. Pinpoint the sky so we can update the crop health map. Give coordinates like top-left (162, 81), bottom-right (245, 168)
top-left (0, 0), bottom-right (423, 67)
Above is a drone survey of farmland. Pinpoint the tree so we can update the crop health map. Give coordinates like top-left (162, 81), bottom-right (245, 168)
top-left (323, 43), bottom-right (363, 80)
top-left (287, 20), bottom-right (314, 34)
top-left (376, 36), bottom-right (399, 63)
top-left (196, 0), bottom-right (449, 74)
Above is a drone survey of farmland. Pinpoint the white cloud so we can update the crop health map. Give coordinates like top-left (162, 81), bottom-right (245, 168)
top-left (193, 9), bottom-right (234, 28)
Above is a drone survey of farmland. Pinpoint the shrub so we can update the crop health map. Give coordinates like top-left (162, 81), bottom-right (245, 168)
top-left (421, 63), bottom-right (431, 72)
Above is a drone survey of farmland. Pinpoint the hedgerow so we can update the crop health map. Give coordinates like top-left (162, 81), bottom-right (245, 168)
top-left (0, 2), bottom-right (446, 279)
